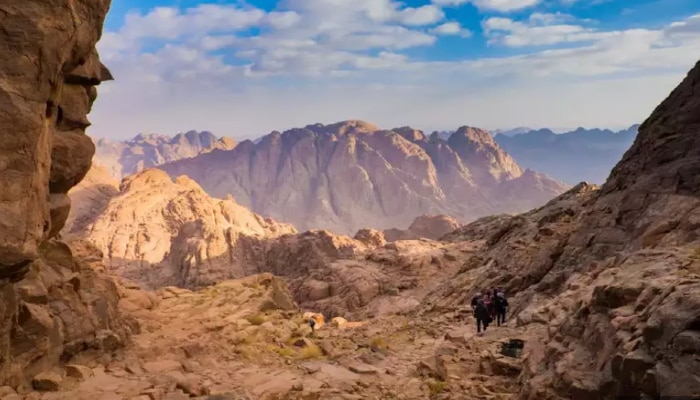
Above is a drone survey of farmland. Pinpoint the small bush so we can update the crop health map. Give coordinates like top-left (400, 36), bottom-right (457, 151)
top-left (298, 344), bottom-right (323, 359)
top-left (427, 379), bottom-right (447, 395)
top-left (266, 345), bottom-right (296, 357)
top-left (370, 336), bottom-right (389, 350)
top-left (247, 314), bottom-right (266, 326)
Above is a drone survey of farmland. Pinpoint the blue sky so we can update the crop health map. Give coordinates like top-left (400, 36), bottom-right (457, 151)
top-left (90, 0), bottom-right (700, 139)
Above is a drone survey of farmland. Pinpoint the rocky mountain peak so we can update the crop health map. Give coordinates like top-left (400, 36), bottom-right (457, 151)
top-left (392, 126), bottom-right (427, 142)
top-left (309, 120), bottom-right (380, 136)
top-left (451, 125), bottom-right (496, 145)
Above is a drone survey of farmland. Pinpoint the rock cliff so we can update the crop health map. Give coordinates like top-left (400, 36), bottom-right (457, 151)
top-left (94, 130), bottom-right (236, 180)
top-left (422, 60), bottom-right (700, 399)
top-left (157, 121), bottom-right (568, 235)
top-left (0, 0), bottom-right (133, 388)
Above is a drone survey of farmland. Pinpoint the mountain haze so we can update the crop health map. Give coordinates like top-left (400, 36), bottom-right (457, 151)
top-left (494, 125), bottom-right (639, 184)
top-left (156, 120), bottom-right (567, 234)
top-left (95, 130), bottom-right (236, 180)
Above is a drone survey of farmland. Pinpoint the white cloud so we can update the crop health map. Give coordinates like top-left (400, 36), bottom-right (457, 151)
top-left (431, 22), bottom-right (472, 37)
top-left (91, 5), bottom-right (700, 140)
top-left (397, 5), bottom-right (445, 25)
top-left (432, 0), bottom-right (541, 12)
top-left (482, 14), bottom-right (614, 47)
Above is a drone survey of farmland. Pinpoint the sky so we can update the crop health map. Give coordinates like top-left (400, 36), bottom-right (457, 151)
top-left (90, 0), bottom-right (700, 140)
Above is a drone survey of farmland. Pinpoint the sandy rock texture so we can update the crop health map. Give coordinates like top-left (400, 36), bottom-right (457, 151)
top-left (0, 0), bottom-right (134, 388)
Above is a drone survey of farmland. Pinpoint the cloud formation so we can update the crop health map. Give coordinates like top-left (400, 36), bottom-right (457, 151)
top-left (91, 1), bottom-right (700, 140)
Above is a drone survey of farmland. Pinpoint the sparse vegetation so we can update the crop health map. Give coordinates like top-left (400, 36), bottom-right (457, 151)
top-left (246, 314), bottom-right (266, 325)
top-left (266, 344), bottom-right (296, 357)
top-left (298, 344), bottom-right (323, 359)
top-left (427, 379), bottom-right (447, 395)
top-left (370, 336), bottom-right (389, 350)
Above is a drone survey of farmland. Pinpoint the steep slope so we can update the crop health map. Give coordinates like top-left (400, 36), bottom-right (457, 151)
top-left (494, 125), bottom-right (639, 184)
top-left (0, 0), bottom-right (134, 388)
top-left (422, 60), bottom-right (700, 399)
top-left (158, 122), bottom-right (568, 234)
top-left (94, 130), bottom-right (236, 180)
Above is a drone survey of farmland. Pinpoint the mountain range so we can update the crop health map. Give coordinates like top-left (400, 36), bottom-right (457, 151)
top-left (151, 121), bottom-right (567, 234)
top-left (492, 125), bottom-right (639, 184)
top-left (95, 130), bottom-right (236, 179)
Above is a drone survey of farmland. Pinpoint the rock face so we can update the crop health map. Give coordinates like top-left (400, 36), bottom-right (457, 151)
top-left (422, 60), bottom-right (700, 399)
top-left (63, 163), bottom-right (119, 237)
top-left (74, 168), bottom-right (297, 289)
top-left (382, 215), bottom-right (461, 242)
top-left (94, 131), bottom-right (236, 180)
top-left (0, 0), bottom-right (133, 388)
top-left (157, 121), bottom-right (568, 235)
top-left (494, 125), bottom-right (639, 185)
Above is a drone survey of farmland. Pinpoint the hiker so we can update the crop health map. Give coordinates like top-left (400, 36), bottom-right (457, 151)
top-left (308, 318), bottom-right (316, 334)
top-left (495, 291), bottom-right (508, 326)
top-left (487, 289), bottom-right (498, 320)
top-left (474, 298), bottom-right (490, 336)
top-left (483, 290), bottom-right (493, 319)
top-left (471, 292), bottom-right (482, 309)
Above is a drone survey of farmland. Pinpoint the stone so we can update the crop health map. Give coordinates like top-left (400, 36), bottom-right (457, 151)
top-left (143, 360), bottom-right (183, 374)
top-left (32, 372), bottom-right (62, 392)
top-left (416, 356), bottom-right (448, 381)
top-left (444, 331), bottom-right (468, 346)
top-left (65, 364), bottom-right (94, 380)
top-left (347, 364), bottom-right (379, 375)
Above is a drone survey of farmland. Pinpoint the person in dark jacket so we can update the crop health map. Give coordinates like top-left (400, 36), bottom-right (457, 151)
top-left (495, 291), bottom-right (508, 326)
top-left (471, 292), bottom-right (482, 309)
top-left (474, 298), bottom-right (490, 335)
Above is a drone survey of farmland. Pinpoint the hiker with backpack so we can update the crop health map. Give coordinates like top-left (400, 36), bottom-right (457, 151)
top-left (474, 298), bottom-right (490, 336)
top-left (495, 290), bottom-right (508, 326)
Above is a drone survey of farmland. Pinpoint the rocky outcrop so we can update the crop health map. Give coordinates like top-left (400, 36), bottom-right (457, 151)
top-left (0, 0), bottom-right (134, 388)
top-left (94, 131), bottom-right (236, 180)
top-left (157, 121), bottom-right (568, 235)
top-left (63, 163), bottom-right (119, 237)
top-left (75, 168), bottom-right (297, 289)
top-left (421, 60), bottom-right (700, 399)
top-left (383, 215), bottom-right (461, 242)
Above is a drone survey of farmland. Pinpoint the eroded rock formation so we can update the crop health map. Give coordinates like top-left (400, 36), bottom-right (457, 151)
top-left (0, 0), bottom-right (133, 388)
top-left (72, 168), bottom-right (298, 289)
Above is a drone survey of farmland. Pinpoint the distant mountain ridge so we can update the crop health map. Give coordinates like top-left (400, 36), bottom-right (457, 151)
top-left (493, 125), bottom-right (639, 184)
top-left (154, 120), bottom-right (568, 234)
top-left (95, 130), bottom-right (236, 180)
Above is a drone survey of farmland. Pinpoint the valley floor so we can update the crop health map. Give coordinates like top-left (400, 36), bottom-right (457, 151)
top-left (9, 275), bottom-right (525, 400)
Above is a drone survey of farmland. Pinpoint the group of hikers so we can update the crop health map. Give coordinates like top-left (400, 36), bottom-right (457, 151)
top-left (470, 288), bottom-right (508, 335)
